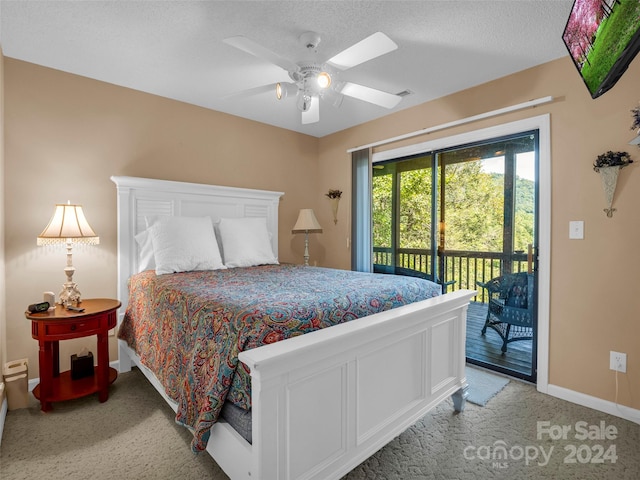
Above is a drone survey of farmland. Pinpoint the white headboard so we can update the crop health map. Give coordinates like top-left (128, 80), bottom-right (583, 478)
top-left (111, 176), bottom-right (284, 320)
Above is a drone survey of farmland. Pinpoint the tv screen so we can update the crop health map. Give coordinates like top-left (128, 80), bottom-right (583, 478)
top-left (562, 0), bottom-right (640, 99)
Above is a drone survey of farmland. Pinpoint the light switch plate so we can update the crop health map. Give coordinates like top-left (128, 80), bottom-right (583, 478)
top-left (569, 221), bottom-right (584, 239)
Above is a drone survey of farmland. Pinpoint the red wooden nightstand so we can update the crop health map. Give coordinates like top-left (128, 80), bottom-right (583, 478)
top-left (26, 298), bottom-right (121, 412)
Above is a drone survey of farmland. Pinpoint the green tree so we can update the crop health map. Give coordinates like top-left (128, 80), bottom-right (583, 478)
top-left (372, 159), bottom-right (534, 256)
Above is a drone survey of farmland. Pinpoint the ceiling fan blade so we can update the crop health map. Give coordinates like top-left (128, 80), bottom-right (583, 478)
top-left (338, 82), bottom-right (402, 109)
top-left (221, 83), bottom-right (277, 100)
top-left (326, 32), bottom-right (398, 71)
top-left (302, 97), bottom-right (320, 124)
top-left (223, 36), bottom-right (300, 74)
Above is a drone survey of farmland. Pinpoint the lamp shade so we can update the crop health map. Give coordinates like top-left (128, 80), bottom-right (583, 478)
top-left (292, 209), bottom-right (322, 233)
top-left (37, 203), bottom-right (99, 246)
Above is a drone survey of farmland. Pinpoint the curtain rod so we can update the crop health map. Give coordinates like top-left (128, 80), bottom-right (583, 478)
top-left (346, 95), bottom-right (554, 153)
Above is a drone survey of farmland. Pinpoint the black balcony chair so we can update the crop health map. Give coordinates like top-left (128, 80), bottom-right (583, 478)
top-left (374, 264), bottom-right (455, 294)
top-left (477, 272), bottom-right (534, 353)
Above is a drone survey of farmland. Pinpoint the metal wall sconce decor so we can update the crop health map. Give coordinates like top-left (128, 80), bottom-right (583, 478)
top-left (593, 151), bottom-right (633, 218)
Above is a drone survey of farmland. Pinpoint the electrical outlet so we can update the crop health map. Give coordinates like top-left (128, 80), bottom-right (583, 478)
top-left (609, 351), bottom-right (627, 373)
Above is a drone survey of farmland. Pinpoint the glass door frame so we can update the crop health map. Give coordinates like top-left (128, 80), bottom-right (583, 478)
top-left (438, 132), bottom-right (539, 382)
top-left (369, 115), bottom-right (551, 388)
top-left (373, 132), bottom-right (539, 382)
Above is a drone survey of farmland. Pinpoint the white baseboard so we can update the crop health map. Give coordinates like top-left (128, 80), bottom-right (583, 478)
top-left (0, 396), bottom-right (6, 447)
top-left (28, 378), bottom-right (38, 392)
top-left (0, 396), bottom-right (7, 447)
top-left (547, 383), bottom-right (640, 426)
top-left (26, 360), bottom-right (121, 392)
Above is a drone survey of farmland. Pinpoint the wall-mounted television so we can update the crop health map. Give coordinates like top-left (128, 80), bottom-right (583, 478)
top-left (562, 0), bottom-right (640, 99)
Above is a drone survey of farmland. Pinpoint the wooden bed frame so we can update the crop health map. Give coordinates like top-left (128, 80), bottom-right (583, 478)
top-left (111, 175), bottom-right (476, 480)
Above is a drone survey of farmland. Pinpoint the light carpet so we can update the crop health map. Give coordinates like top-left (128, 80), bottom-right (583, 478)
top-left (465, 366), bottom-right (510, 406)
top-left (2, 367), bottom-right (639, 480)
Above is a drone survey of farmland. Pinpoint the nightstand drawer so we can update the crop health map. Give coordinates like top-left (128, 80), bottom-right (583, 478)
top-left (45, 317), bottom-right (101, 337)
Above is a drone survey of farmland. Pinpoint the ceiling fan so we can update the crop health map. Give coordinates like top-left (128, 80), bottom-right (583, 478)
top-left (223, 31), bottom-right (403, 124)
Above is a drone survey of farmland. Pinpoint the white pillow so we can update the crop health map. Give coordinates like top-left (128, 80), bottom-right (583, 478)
top-left (147, 216), bottom-right (225, 274)
top-left (135, 229), bottom-right (155, 272)
top-left (218, 217), bottom-right (278, 268)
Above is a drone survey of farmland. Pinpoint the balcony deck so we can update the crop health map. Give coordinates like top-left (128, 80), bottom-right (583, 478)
top-left (373, 249), bottom-right (535, 379)
top-left (466, 301), bottom-right (533, 378)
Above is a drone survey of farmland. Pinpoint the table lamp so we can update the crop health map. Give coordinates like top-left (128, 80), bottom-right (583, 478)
top-left (292, 209), bottom-right (322, 266)
top-left (37, 202), bottom-right (99, 306)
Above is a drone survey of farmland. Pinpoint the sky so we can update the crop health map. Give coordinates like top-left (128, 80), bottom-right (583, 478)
top-left (481, 152), bottom-right (535, 181)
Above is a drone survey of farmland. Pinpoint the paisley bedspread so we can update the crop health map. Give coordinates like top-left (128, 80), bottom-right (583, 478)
top-left (118, 264), bottom-right (441, 452)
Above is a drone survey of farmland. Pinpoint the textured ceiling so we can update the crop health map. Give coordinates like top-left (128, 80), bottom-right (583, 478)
top-left (0, 0), bottom-right (574, 137)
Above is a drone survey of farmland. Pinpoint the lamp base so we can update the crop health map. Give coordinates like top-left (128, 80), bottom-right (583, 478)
top-left (303, 233), bottom-right (310, 266)
top-left (59, 282), bottom-right (81, 307)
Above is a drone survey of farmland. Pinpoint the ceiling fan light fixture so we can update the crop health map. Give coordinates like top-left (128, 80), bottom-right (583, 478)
top-left (317, 71), bottom-right (331, 89)
top-left (297, 93), bottom-right (312, 112)
top-left (276, 82), bottom-right (298, 100)
top-left (225, 30), bottom-right (401, 125)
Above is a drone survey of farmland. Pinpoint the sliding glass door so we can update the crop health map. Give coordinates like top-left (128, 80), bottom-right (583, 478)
top-left (372, 131), bottom-right (539, 382)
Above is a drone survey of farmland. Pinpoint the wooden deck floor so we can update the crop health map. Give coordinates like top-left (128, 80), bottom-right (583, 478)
top-left (466, 302), bottom-right (534, 379)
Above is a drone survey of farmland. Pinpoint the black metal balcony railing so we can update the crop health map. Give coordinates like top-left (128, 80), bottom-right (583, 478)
top-left (373, 247), bottom-right (529, 303)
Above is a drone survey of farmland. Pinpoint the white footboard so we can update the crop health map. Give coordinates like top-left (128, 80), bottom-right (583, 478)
top-left (119, 289), bottom-right (474, 479)
top-left (239, 289), bottom-right (475, 480)
top-left (112, 176), bottom-right (476, 480)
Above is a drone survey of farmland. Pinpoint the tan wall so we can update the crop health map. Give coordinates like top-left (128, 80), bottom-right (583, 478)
top-left (4, 59), bottom-right (320, 377)
top-left (318, 57), bottom-right (640, 409)
top-left (1, 46), bottom-right (6, 400)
